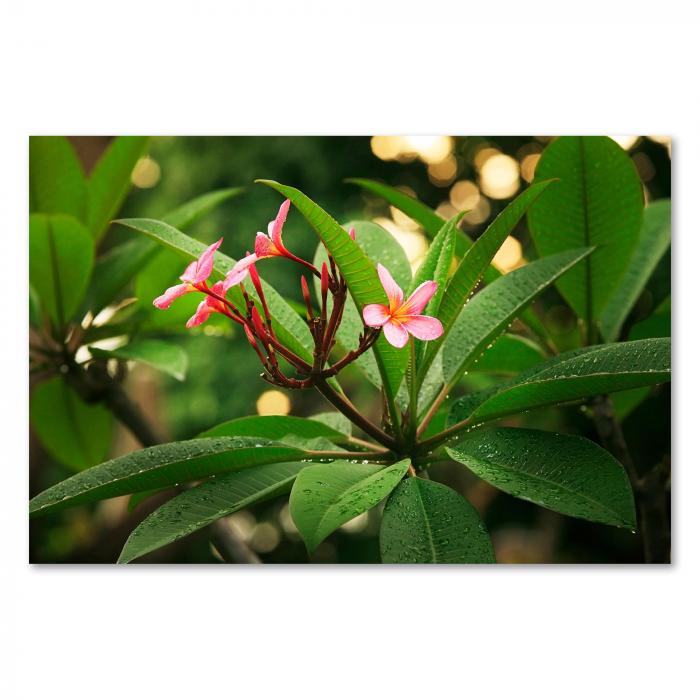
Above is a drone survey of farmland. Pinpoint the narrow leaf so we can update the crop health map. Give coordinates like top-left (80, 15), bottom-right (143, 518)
top-left (29, 437), bottom-right (305, 518)
top-left (599, 199), bottom-right (672, 342)
top-left (441, 247), bottom-right (593, 392)
top-left (199, 415), bottom-right (347, 445)
top-left (447, 428), bottom-right (636, 529)
top-left (380, 478), bottom-right (495, 563)
top-left (119, 462), bottom-right (303, 563)
top-left (471, 334), bottom-right (546, 374)
top-left (29, 214), bottom-right (94, 327)
top-left (289, 459), bottom-right (410, 553)
top-left (87, 136), bottom-right (149, 240)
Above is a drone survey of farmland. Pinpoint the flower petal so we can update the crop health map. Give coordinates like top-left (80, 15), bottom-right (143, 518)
top-left (402, 315), bottom-right (444, 341)
top-left (362, 303), bottom-right (391, 327)
top-left (186, 300), bottom-right (214, 328)
top-left (377, 263), bottom-right (403, 310)
top-left (269, 199), bottom-right (291, 250)
top-left (401, 280), bottom-right (438, 316)
top-left (224, 252), bottom-right (258, 289)
top-left (182, 238), bottom-right (222, 284)
top-left (382, 320), bottom-right (410, 348)
top-left (255, 232), bottom-right (280, 258)
top-left (153, 283), bottom-right (191, 309)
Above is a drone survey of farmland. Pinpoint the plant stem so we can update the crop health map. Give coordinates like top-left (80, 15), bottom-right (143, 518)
top-left (590, 395), bottom-right (670, 563)
top-left (314, 378), bottom-right (400, 451)
top-left (416, 384), bottom-right (450, 438)
top-left (408, 338), bottom-right (418, 439)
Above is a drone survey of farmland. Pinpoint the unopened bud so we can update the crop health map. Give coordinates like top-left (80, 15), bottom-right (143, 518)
top-left (321, 262), bottom-right (329, 297)
top-left (349, 227), bottom-right (356, 241)
top-left (300, 275), bottom-right (312, 310)
top-left (251, 306), bottom-right (268, 339)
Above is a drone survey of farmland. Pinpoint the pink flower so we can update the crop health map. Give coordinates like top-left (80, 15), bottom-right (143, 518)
top-left (186, 281), bottom-right (226, 328)
top-left (225, 199), bottom-right (305, 284)
top-left (153, 238), bottom-right (223, 309)
top-left (362, 264), bottom-right (444, 349)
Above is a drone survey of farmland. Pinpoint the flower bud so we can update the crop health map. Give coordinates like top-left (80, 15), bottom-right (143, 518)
top-left (349, 227), bottom-right (356, 241)
top-left (321, 262), bottom-right (329, 297)
top-left (251, 306), bottom-right (268, 340)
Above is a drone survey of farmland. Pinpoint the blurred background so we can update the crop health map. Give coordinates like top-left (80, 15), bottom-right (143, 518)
top-left (29, 135), bottom-right (671, 564)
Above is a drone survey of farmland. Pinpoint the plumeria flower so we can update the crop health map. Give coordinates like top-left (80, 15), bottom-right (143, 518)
top-left (362, 264), bottom-right (444, 349)
top-left (226, 199), bottom-right (306, 283)
top-left (153, 238), bottom-right (223, 309)
top-left (186, 281), bottom-right (227, 328)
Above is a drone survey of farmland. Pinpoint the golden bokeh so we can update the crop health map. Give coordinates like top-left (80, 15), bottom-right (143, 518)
top-left (463, 196), bottom-right (491, 225)
top-left (610, 135), bottom-right (639, 150)
top-left (130, 156), bottom-right (161, 188)
top-left (256, 389), bottom-right (291, 416)
top-left (492, 235), bottom-right (524, 273)
top-left (479, 153), bottom-right (520, 199)
top-left (370, 135), bottom-right (454, 164)
top-left (449, 180), bottom-right (480, 210)
top-left (520, 153), bottom-right (541, 183)
top-left (374, 217), bottom-right (428, 272)
top-left (473, 146), bottom-right (501, 170)
top-left (427, 155), bottom-right (458, 186)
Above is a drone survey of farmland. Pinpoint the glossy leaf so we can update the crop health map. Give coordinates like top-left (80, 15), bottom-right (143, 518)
top-left (88, 339), bottom-right (189, 380)
top-left (256, 180), bottom-right (408, 402)
top-left (119, 462), bottom-right (303, 563)
top-left (471, 334), bottom-right (546, 374)
top-left (87, 136), bottom-right (149, 240)
top-left (309, 412), bottom-right (352, 436)
top-left (599, 199), bottom-right (672, 341)
top-left (446, 338), bottom-right (671, 431)
top-left (528, 136), bottom-right (644, 328)
top-left (289, 459), bottom-right (410, 553)
top-left (313, 220), bottom-right (411, 389)
top-left (163, 187), bottom-right (245, 230)
top-left (441, 248), bottom-right (592, 392)
top-left (29, 214), bottom-right (94, 327)
top-left (29, 437), bottom-right (306, 518)
top-left (30, 377), bottom-right (112, 472)
top-left (447, 428), bottom-right (636, 529)
top-left (29, 136), bottom-right (87, 221)
top-left (421, 180), bottom-right (554, 376)
top-left (380, 478), bottom-right (495, 563)
top-left (199, 415), bottom-right (347, 446)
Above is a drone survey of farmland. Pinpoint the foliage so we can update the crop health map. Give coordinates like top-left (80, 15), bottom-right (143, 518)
top-left (29, 136), bottom-right (671, 564)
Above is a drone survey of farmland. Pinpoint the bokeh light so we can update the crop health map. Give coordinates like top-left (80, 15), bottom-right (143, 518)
top-left (449, 180), bottom-right (481, 211)
top-left (479, 153), bottom-right (520, 199)
top-left (130, 156), bottom-right (161, 188)
top-left (256, 389), bottom-right (291, 416)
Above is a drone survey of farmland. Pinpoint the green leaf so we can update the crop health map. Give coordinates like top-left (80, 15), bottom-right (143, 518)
top-left (441, 248), bottom-right (593, 393)
top-left (346, 178), bottom-right (445, 236)
top-left (312, 220), bottom-right (411, 389)
top-left (421, 180), bottom-right (554, 377)
top-left (88, 339), bottom-right (189, 380)
top-left (86, 136), bottom-right (149, 240)
top-left (309, 412), bottom-right (352, 435)
top-left (29, 214), bottom-right (94, 327)
top-left (30, 377), bottom-right (112, 472)
top-left (289, 459), bottom-right (410, 552)
top-left (119, 462), bottom-right (303, 563)
top-left (599, 199), bottom-right (672, 342)
top-left (446, 338), bottom-right (671, 431)
top-left (30, 437), bottom-right (306, 518)
top-left (380, 478), bottom-right (495, 563)
top-left (447, 428), bottom-right (636, 529)
top-left (29, 136), bottom-right (87, 221)
top-left (115, 217), bottom-right (315, 364)
top-left (256, 180), bottom-right (408, 404)
top-left (528, 136), bottom-right (644, 331)
top-left (85, 237), bottom-right (160, 315)
top-left (199, 415), bottom-right (347, 445)
top-left (163, 187), bottom-right (245, 230)
top-left (471, 334), bottom-right (546, 374)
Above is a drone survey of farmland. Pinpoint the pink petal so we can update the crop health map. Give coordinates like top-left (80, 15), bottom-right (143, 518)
top-left (362, 303), bottom-right (391, 327)
top-left (382, 320), bottom-right (409, 348)
top-left (224, 252), bottom-right (258, 289)
top-left (181, 238), bottom-right (223, 284)
top-left (255, 232), bottom-right (280, 258)
top-left (153, 282), bottom-right (191, 309)
top-left (377, 263), bottom-right (403, 309)
top-left (269, 199), bottom-right (291, 250)
top-left (186, 300), bottom-right (214, 328)
top-left (401, 280), bottom-right (438, 316)
top-left (348, 227), bottom-right (356, 241)
top-left (402, 315), bottom-right (444, 341)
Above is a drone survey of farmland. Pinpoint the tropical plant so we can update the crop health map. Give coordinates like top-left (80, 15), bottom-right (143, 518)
top-left (29, 136), bottom-right (671, 563)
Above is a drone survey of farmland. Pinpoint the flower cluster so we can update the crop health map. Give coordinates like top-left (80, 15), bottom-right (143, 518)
top-left (152, 199), bottom-right (443, 387)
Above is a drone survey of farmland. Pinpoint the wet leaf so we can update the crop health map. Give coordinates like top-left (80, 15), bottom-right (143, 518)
top-left (448, 428), bottom-right (636, 529)
top-left (289, 459), bottom-right (410, 553)
top-left (380, 478), bottom-right (495, 563)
